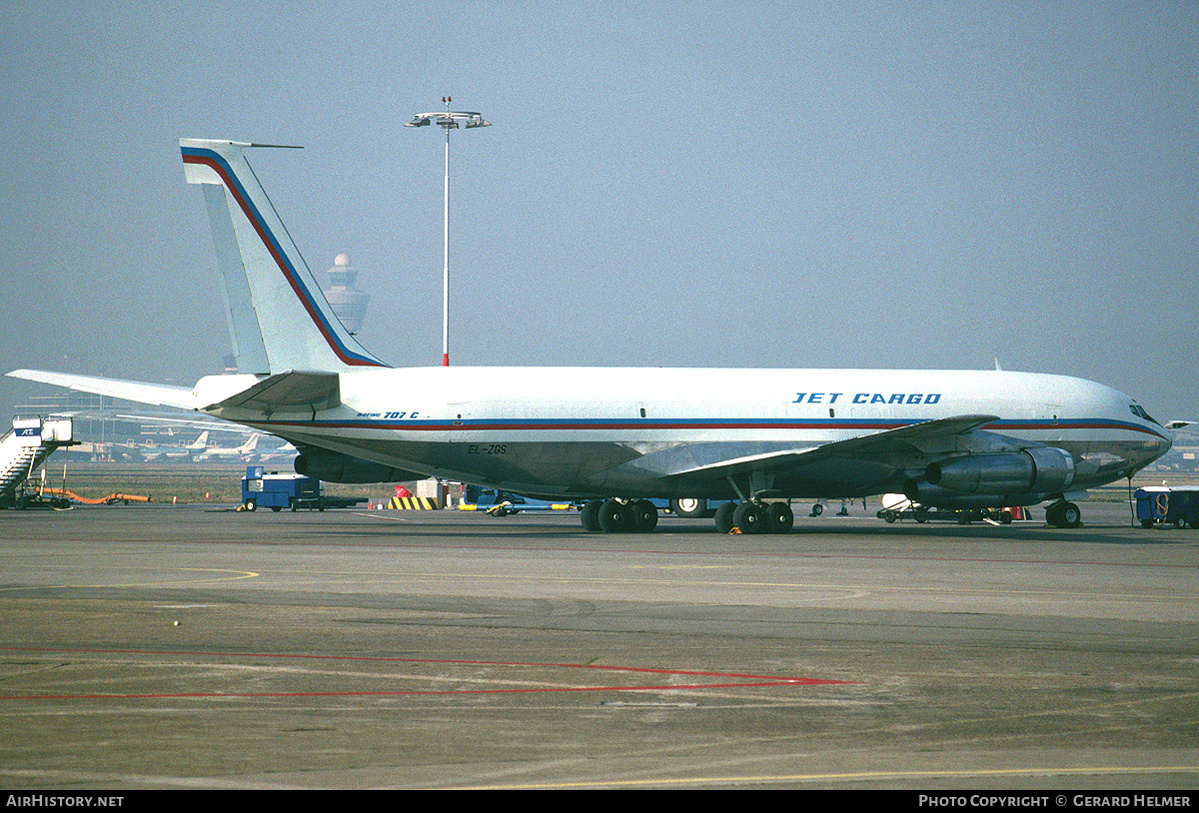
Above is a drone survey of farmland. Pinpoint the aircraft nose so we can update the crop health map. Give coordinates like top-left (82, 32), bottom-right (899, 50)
top-left (1138, 429), bottom-right (1174, 472)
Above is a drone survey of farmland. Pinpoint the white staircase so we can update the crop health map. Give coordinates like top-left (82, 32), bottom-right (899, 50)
top-left (0, 417), bottom-right (76, 505)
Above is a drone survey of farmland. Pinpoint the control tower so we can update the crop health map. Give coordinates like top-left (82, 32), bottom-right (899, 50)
top-left (324, 253), bottom-right (370, 334)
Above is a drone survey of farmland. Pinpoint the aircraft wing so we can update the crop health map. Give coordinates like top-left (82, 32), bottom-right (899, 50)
top-left (624, 414), bottom-right (1002, 485)
top-left (756, 413), bottom-right (1003, 472)
top-left (7, 369), bottom-right (196, 410)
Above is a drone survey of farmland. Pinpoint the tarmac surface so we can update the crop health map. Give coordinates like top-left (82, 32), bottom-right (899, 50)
top-left (0, 500), bottom-right (1196, 790)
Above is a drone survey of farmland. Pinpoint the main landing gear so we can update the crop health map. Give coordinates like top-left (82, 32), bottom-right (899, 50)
top-left (713, 501), bottom-right (794, 534)
top-left (580, 498), bottom-right (659, 533)
top-left (1045, 500), bottom-right (1082, 529)
top-left (579, 498), bottom-right (795, 534)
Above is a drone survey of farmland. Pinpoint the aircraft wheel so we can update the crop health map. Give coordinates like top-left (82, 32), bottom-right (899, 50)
top-left (581, 499), bottom-right (604, 532)
top-left (670, 497), bottom-right (707, 519)
top-left (714, 502), bottom-right (737, 534)
top-left (633, 500), bottom-right (659, 532)
top-left (733, 502), bottom-right (763, 534)
top-left (810, 503), bottom-right (824, 517)
top-left (244, 499), bottom-right (257, 512)
top-left (765, 502), bottom-right (794, 534)
top-left (1048, 501), bottom-right (1081, 528)
top-left (598, 499), bottom-right (634, 533)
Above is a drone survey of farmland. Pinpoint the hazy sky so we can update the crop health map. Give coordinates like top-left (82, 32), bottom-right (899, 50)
top-left (1, 1), bottom-right (1196, 422)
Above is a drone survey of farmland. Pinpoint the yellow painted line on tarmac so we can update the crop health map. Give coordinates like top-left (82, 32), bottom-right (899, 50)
top-left (353, 511), bottom-right (417, 522)
top-left (449, 763), bottom-right (1199, 790)
top-left (0, 566), bottom-right (260, 590)
top-left (627, 565), bottom-right (731, 570)
top-left (246, 568), bottom-right (859, 590)
top-left (164, 564), bottom-right (1191, 603)
top-left (0, 561), bottom-right (1175, 601)
top-left (5, 558), bottom-right (1171, 607)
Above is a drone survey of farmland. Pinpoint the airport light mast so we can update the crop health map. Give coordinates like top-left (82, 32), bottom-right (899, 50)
top-left (405, 99), bottom-right (490, 366)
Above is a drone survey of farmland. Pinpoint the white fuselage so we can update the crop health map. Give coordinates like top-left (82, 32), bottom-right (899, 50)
top-left (211, 367), bottom-right (1172, 500)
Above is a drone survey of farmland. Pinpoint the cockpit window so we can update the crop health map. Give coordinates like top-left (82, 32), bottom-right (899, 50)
top-left (1130, 404), bottom-right (1161, 425)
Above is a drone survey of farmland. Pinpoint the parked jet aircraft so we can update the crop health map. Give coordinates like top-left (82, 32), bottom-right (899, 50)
top-left (142, 431), bottom-right (209, 462)
top-left (195, 433), bottom-right (259, 462)
top-left (8, 139), bottom-right (1173, 532)
top-left (255, 439), bottom-right (298, 465)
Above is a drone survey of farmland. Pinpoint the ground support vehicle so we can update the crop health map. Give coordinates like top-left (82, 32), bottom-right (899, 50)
top-left (877, 505), bottom-right (1023, 524)
top-left (461, 486), bottom-right (579, 516)
top-left (875, 494), bottom-right (1030, 524)
top-left (241, 466), bottom-right (322, 512)
top-left (1136, 486), bottom-right (1199, 529)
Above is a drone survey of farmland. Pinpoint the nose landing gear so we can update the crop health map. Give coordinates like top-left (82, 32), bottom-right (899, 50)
top-left (1045, 500), bottom-right (1082, 528)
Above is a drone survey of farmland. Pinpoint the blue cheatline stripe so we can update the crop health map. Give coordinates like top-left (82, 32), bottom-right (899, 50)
top-left (181, 146), bottom-right (385, 368)
top-left (244, 415), bottom-right (1166, 437)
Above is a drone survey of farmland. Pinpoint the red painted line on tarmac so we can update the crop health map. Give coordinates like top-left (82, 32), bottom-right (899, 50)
top-left (0, 681), bottom-right (817, 701)
top-left (0, 647), bottom-right (853, 700)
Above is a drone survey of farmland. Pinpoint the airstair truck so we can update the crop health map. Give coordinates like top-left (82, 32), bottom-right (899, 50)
top-left (1, 417), bottom-right (76, 508)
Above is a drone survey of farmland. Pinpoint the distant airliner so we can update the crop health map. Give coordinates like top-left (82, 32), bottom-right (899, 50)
top-left (142, 431), bottom-right (209, 463)
top-left (195, 433), bottom-right (259, 462)
top-left (8, 139), bottom-right (1173, 533)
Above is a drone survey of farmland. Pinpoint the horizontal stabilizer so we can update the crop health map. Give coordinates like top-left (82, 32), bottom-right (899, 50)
top-left (6, 369), bottom-right (196, 410)
top-left (209, 370), bottom-right (341, 413)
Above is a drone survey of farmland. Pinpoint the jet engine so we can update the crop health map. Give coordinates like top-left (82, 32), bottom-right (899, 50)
top-left (903, 447), bottom-right (1075, 508)
top-left (294, 448), bottom-right (421, 483)
top-left (924, 447), bottom-right (1075, 495)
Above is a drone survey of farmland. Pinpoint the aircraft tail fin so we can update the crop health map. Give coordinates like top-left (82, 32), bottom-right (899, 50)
top-left (180, 139), bottom-right (387, 373)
